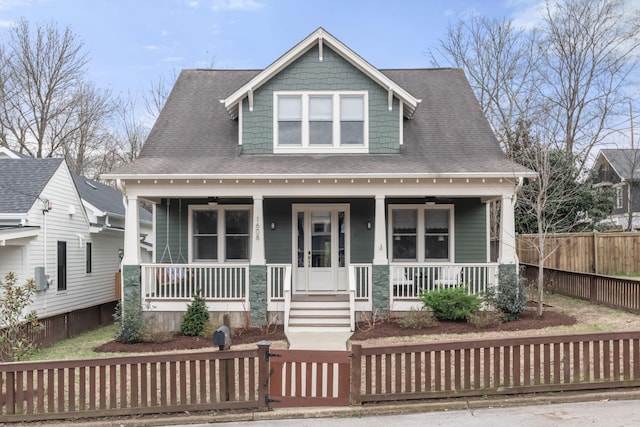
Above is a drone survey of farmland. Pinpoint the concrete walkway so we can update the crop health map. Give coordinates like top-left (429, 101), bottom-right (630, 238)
top-left (285, 329), bottom-right (352, 350)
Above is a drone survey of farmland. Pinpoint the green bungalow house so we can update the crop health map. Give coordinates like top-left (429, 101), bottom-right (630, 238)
top-left (103, 28), bottom-right (535, 335)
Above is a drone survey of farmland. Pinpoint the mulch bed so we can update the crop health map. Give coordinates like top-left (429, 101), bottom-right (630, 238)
top-left (95, 307), bottom-right (576, 353)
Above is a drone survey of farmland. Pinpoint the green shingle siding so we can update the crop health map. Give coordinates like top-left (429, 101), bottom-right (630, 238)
top-left (242, 45), bottom-right (400, 154)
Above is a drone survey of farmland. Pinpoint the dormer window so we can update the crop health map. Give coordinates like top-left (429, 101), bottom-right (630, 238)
top-left (274, 91), bottom-right (368, 153)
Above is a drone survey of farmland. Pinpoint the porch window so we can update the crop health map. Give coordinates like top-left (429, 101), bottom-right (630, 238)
top-left (390, 205), bottom-right (453, 262)
top-left (190, 206), bottom-right (251, 262)
top-left (274, 91), bottom-right (368, 153)
top-left (392, 209), bottom-right (417, 261)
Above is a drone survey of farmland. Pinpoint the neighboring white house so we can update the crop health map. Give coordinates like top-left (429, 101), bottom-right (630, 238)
top-left (0, 147), bottom-right (152, 319)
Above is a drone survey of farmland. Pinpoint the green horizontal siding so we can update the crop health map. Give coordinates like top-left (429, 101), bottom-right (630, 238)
top-left (454, 199), bottom-right (487, 263)
top-left (263, 198), bottom-right (374, 264)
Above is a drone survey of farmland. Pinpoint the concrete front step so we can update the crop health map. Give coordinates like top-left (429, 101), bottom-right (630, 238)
top-left (287, 326), bottom-right (352, 333)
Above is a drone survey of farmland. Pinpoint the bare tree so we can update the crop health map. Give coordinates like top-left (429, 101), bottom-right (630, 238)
top-left (143, 70), bottom-right (178, 122)
top-left (0, 20), bottom-right (90, 158)
top-left (515, 123), bottom-right (613, 315)
top-left (539, 0), bottom-right (640, 165)
top-left (95, 95), bottom-right (148, 177)
top-left (62, 83), bottom-right (117, 177)
top-left (429, 16), bottom-right (542, 156)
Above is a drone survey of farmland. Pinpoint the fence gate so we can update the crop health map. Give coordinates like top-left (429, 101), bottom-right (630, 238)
top-left (267, 349), bottom-right (351, 408)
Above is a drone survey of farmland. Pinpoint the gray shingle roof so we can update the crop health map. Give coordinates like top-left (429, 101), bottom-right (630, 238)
top-left (72, 174), bottom-right (152, 222)
top-left (600, 149), bottom-right (640, 181)
top-left (109, 67), bottom-right (532, 178)
top-left (0, 158), bottom-right (63, 214)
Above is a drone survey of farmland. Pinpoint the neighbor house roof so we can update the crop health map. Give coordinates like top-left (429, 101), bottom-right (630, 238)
top-left (106, 67), bottom-right (533, 179)
top-left (598, 149), bottom-right (640, 181)
top-left (0, 158), bottom-right (63, 214)
top-left (72, 175), bottom-right (152, 223)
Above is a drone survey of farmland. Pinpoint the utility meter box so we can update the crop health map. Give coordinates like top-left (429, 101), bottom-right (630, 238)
top-left (34, 267), bottom-right (49, 291)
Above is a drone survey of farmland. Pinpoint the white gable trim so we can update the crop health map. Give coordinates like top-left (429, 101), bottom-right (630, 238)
top-left (222, 28), bottom-right (421, 120)
top-left (0, 147), bottom-right (21, 158)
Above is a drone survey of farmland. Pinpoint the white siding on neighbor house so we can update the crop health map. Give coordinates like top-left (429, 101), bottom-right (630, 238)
top-left (22, 162), bottom-right (114, 318)
top-left (89, 232), bottom-right (123, 302)
top-left (0, 246), bottom-right (26, 283)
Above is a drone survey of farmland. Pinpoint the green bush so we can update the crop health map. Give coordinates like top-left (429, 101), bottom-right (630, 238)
top-left (420, 287), bottom-right (481, 321)
top-left (180, 291), bottom-right (210, 336)
top-left (397, 309), bottom-right (438, 329)
top-left (485, 264), bottom-right (527, 321)
top-left (114, 287), bottom-right (143, 344)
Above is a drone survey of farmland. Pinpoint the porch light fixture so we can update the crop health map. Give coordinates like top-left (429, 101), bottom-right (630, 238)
top-left (207, 197), bottom-right (219, 206)
top-left (366, 220), bottom-right (372, 230)
top-left (270, 221), bottom-right (276, 231)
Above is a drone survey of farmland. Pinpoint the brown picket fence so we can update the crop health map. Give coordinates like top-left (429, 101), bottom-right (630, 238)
top-left (3, 331), bottom-right (640, 422)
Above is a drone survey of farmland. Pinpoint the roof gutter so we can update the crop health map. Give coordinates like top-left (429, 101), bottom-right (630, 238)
top-left (102, 171), bottom-right (538, 181)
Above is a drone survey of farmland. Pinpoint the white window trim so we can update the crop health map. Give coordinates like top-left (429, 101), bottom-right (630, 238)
top-left (273, 90), bottom-right (369, 153)
top-left (387, 204), bottom-right (455, 263)
top-left (188, 205), bottom-right (253, 263)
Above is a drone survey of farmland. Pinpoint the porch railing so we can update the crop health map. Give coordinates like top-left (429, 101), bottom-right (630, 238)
top-left (389, 263), bottom-right (499, 300)
top-left (141, 263), bottom-right (249, 302)
top-left (349, 263), bottom-right (372, 312)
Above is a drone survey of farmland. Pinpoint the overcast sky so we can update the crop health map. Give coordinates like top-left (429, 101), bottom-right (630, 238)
top-left (0, 0), bottom-right (556, 99)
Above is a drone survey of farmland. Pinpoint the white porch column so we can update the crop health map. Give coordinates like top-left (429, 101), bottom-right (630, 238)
top-left (122, 195), bottom-right (140, 265)
top-left (251, 195), bottom-right (266, 265)
top-left (373, 195), bottom-right (388, 265)
top-left (499, 193), bottom-right (517, 264)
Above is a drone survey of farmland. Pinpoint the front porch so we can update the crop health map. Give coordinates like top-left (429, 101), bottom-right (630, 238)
top-left (140, 262), bottom-right (499, 331)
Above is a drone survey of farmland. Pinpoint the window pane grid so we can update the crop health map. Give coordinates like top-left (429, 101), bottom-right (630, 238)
top-left (276, 92), bottom-right (366, 148)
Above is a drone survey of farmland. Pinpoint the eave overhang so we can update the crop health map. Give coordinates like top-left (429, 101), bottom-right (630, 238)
top-left (222, 28), bottom-right (421, 120)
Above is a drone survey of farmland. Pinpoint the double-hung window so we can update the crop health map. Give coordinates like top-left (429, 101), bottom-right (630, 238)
top-left (390, 206), bottom-right (453, 262)
top-left (275, 91), bottom-right (367, 152)
top-left (190, 206), bottom-right (251, 262)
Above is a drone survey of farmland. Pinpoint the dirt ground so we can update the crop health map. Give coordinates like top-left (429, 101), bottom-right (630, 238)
top-left (95, 293), bottom-right (640, 354)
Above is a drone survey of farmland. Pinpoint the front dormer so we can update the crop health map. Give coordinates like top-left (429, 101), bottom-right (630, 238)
top-left (222, 28), bottom-right (419, 155)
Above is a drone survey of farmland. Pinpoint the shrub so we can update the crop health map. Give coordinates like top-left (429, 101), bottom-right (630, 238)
top-left (114, 286), bottom-right (144, 344)
top-left (420, 287), bottom-right (481, 321)
top-left (140, 318), bottom-right (173, 343)
top-left (0, 272), bottom-right (43, 361)
top-left (397, 309), bottom-right (438, 329)
top-left (467, 310), bottom-right (505, 329)
top-left (180, 291), bottom-right (210, 336)
top-left (485, 264), bottom-right (527, 321)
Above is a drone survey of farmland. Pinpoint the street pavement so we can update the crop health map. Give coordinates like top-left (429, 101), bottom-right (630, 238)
top-left (177, 399), bottom-right (640, 426)
top-left (25, 389), bottom-right (640, 427)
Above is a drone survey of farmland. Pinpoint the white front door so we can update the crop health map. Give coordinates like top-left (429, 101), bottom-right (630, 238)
top-left (294, 205), bottom-right (349, 293)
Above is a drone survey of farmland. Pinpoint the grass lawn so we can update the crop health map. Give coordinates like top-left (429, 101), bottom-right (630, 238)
top-left (26, 323), bottom-right (120, 361)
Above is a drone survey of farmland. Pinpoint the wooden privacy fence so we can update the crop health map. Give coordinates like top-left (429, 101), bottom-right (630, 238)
top-left (1, 344), bottom-right (271, 422)
top-left (522, 264), bottom-right (640, 313)
top-left (351, 330), bottom-right (640, 404)
top-left (517, 232), bottom-right (640, 275)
